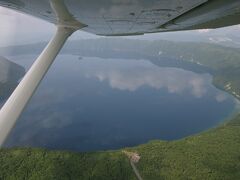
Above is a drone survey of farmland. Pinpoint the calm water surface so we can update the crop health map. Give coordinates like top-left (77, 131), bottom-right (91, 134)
top-left (3, 54), bottom-right (238, 151)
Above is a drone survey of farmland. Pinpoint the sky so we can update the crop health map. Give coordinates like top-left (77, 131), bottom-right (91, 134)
top-left (0, 6), bottom-right (240, 47)
top-left (0, 6), bottom-right (98, 46)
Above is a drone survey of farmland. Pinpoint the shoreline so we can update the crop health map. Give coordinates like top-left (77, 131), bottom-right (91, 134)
top-left (1, 54), bottom-right (240, 153)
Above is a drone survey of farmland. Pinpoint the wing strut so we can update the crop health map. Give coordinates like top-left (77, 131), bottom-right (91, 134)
top-left (0, 27), bottom-right (75, 146)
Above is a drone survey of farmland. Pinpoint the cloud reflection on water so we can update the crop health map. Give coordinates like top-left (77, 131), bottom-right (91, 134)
top-left (84, 59), bottom-right (210, 98)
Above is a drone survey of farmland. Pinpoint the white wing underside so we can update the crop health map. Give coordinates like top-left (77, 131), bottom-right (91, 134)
top-left (0, 0), bottom-right (240, 36)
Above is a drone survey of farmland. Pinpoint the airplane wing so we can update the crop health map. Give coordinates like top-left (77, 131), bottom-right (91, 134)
top-left (0, 0), bottom-right (240, 36)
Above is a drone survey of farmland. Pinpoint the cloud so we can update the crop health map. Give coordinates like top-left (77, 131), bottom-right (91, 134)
top-left (215, 92), bottom-right (228, 102)
top-left (85, 59), bottom-right (210, 98)
top-left (0, 6), bottom-right (97, 46)
top-left (0, 6), bottom-right (54, 46)
top-left (234, 99), bottom-right (240, 110)
top-left (41, 112), bottom-right (72, 129)
top-left (189, 78), bottom-right (207, 98)
top-left (197, 29), bottom-right (211, 33)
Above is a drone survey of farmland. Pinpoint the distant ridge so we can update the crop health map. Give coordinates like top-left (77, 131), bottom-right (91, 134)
top-left (0, 56), bottom-right (25, 100)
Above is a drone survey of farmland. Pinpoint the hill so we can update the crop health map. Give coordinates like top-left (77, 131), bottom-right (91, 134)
top-left (0, 114), bottom-right (239, 179)
top-left (0, 39), bottom-right (240, 179)
top-left (0, 56), bottom-right (25, 101)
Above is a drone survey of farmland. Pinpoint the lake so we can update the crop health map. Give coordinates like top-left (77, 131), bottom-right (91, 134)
top-left (2, 54), bottom-right (238, 152)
